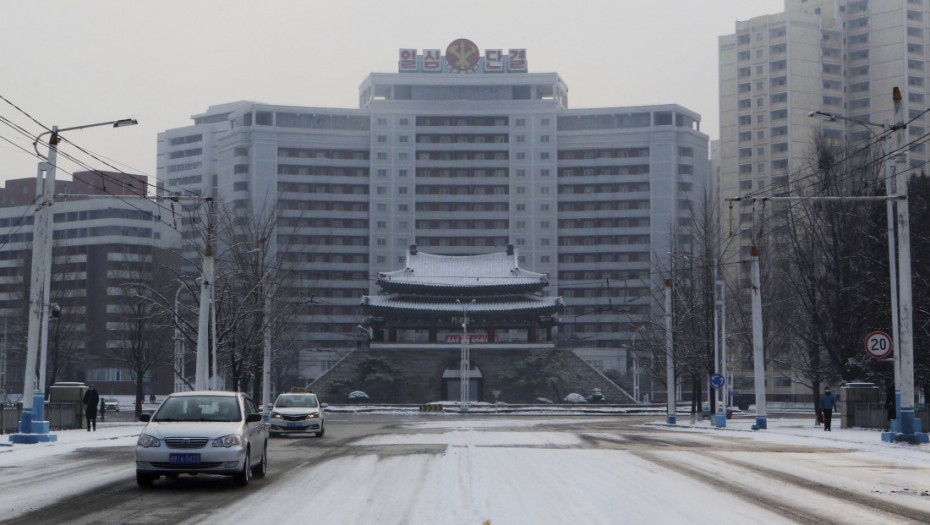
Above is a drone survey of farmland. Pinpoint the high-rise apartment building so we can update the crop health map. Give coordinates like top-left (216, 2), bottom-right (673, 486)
top-left (719, 0), bottom-right (930, 400)
top-left (720, 0), bottom-right (929, 267)
top-left (158, 41), bottom-right (710, 383)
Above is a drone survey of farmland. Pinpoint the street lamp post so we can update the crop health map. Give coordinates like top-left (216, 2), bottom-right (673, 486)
top-left (664, 280), bottom-right (675, 424)
top-left (456, 299), bottom-right (475, 412)
top-left (11, 118), bottom-right (137, 445)
top-left (174, 284), bottom-right (188, 393)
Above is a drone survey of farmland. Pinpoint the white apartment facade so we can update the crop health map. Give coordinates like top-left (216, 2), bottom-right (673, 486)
top-left (157, 41), bottom-right (710, 383)
top-left (720, 0), bottom-right (929, 271)
top-left (719, 0), bottom-right (930, 400)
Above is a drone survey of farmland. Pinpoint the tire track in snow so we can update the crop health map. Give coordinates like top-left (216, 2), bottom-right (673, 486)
top-left (630, 450), bottom-right (841, 525)
top-left (704, 452), bottom-right (930, 524)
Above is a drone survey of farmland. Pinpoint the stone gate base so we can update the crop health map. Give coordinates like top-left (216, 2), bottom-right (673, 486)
top-left (309, 343), bottom-right (634, 405)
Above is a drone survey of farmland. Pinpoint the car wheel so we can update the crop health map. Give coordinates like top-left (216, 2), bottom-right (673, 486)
top-left (166, 473), bottom-right (179, 480)
top-left (234, 448), bottom-right (251, 486)
top-left (315, 423), bottom-right (325, 438)
top-left (136, 470), bottom-right (155, 488)
top-left (251, 445), bottom-right (267, 478)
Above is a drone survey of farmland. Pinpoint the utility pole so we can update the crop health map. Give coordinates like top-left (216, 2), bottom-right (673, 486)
top-left (456, 299), bottom-right (475, 412)
top-left (713, 260), bottom-right (727, 428)
top-left (12, 118), bottom-right (136, 445)
top-left (195, 199), bottom-right (215, 390)
top-left (882, 88), bottom-right (928, 443)
top-left (717, 275), bottom-right (728, 428)
top-left (665, 279), bottom-right (675, 424)
top-left (750, 246), bottom-right (767, 430)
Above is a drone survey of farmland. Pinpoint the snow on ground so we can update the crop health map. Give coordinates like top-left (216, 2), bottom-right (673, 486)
top-left (0, 422), bottom-right (144, 520)
top-left (2, 412), bottom-right (929, 524)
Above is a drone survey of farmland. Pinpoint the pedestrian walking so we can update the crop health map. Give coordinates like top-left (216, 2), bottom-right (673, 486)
top-left (99, 397), bottom-right (106, 421)
top-left (83, 386), bottom-right (100, 432)
top-left (820, 387), bottom-right (838, 431)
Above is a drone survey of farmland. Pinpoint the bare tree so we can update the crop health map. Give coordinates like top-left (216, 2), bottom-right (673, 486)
top-left (770, 130), bottom-right (890, 408)
top-left (109, 248), bottom-right (177, 417)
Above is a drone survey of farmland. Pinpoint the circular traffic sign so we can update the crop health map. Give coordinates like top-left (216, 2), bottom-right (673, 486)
top-left (710, 373), bottom-right (725, 389)
top-left (865, 331), bottom-right (893, 358)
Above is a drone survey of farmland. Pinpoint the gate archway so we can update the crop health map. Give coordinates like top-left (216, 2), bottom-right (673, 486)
top-left (441, 360), bottom-right (483, 401)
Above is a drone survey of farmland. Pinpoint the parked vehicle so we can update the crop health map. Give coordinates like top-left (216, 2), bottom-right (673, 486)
top-left (269, 392), bottom-right (326, 437)
top-left (103, 398), bottom-right (120, 413)
top-left (135, 391), bottom-right (268, 487)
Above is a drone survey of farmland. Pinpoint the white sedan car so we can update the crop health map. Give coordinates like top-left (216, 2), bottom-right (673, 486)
top-left (135, 391), bottom-right (268, 487)
top-left (269, 393), bottom-right (326, 437)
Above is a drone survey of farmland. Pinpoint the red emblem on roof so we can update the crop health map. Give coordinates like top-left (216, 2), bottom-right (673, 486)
top-left (446, 39), bottom-right (480, 71)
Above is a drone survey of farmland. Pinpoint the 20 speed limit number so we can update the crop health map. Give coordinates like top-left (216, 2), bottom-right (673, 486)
top-left (865, 331), bottom-right (893, 359)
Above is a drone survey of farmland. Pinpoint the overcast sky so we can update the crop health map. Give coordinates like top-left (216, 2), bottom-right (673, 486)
top-left (0, 0), bottom-right (785, 186)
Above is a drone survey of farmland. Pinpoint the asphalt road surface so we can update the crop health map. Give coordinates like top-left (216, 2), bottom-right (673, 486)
top-left (3, 414), bottom-right (929, 524)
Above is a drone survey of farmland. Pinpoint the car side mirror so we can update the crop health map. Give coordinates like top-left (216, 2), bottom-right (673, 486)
top-left (139, 413), bottom-right (151, 422)
top-left (246, 413), bottom-right (263, 423)
top-left (321, 403), bottom-right (328, 408)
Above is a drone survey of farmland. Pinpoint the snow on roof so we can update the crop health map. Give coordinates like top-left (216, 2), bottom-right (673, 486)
top-left (362, 294), bottom-right (562, 313)
top-left (378, 250), bottom-right (547, 288)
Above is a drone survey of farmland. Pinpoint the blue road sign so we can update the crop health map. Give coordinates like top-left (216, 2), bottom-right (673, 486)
top-left (710, 373), bottom-right (725, 389)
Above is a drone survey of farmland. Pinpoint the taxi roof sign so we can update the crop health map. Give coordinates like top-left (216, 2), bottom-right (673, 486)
top-left (290, 387), bottom-right (308, 393)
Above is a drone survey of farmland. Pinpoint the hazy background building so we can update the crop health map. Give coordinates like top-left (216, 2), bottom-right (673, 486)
top-left (0, 176), bottom-right (179, 399)
top-left (157, 43), bottom-right (710, 386)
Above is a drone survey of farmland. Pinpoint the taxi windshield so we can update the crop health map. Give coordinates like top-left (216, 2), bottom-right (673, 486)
top-left (275, 395), bottom-right (319, 408)
top-left (153, 395), bottom-right (241, 422)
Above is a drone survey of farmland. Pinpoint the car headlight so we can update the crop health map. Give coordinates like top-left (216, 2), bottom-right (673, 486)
top-left (212, 434), bottom-right (242, 448)
top-left (271, 412), bottom-right (282, 419)
top-left (306, 412), bottom-right (318, 419)
top-left (137, 434), bottom-right (161, 448)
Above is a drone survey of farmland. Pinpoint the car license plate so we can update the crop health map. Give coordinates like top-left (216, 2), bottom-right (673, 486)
top-left (287, 422), bottom-right (302, 428)
top-left (169, 453), bottom-right (201, 465)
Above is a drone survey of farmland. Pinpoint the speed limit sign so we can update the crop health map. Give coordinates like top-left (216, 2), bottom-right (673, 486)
top-left (865, 331), bottom-right (893, 359)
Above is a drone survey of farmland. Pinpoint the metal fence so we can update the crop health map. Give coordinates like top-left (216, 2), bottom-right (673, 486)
top-left (843, 401), bottom-right (930, 432)
top-left (1, 402), bottom-right (83, 434)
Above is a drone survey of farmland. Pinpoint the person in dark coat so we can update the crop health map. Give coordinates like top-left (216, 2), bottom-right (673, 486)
top-left (99, 397), bottom-right (106, 421)
top-left (83, 386), bottom-right (100, 431)
top-left (820, 387), bottom-right (838, 431)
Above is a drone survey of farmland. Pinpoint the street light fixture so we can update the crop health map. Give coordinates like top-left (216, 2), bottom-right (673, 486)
top-left (12, 117), bottom-right (138, 445)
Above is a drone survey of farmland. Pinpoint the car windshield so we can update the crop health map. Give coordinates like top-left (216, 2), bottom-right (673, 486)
top-left (152, 395), bottom-right (241, 422)
top-left (275, 395), bottom-right (318, 408)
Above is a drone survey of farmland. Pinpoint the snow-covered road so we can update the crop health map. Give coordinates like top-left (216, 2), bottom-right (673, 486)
top-left (2, 415), bottom-right (929, 524)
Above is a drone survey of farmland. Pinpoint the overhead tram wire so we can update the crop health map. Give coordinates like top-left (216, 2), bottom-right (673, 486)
top-left (736, 106), bottom-right (930, 206)
top-left (2, 92), bottom-right (205, 204)
top-left (725, 109), bottom-right (930, 245)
